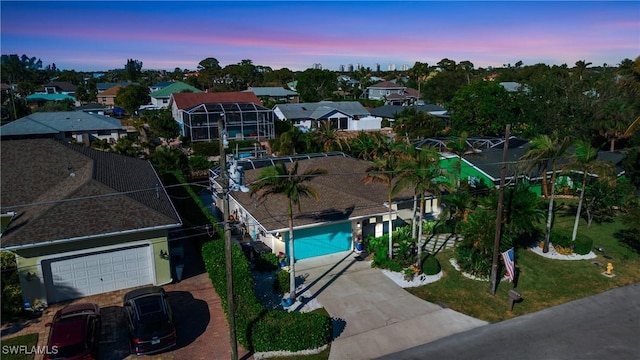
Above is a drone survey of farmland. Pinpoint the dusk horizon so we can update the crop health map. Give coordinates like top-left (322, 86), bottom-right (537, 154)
top-left (1, 1), bottom-right (638, 72)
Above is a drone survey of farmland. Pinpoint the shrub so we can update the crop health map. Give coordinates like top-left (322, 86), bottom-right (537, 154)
top-left (422, 255), bottom-right (441, 275)
top-left (1, 251), bottom-right (22, 317)
top-left (551, 229), bottom-right (572, 249)
top-left (574, 234), bottom-right (594, 255)
top-left (254, 252), bottom-right (279, 271)
top-left (251, 310), bottom-right (332, 352)
top-left (191, 141), bottom-right (220, 157)
top-left (454, 242), bottom-right (492, 278)
top-left (202, 239), bottom-right (332, 352)
top-left (274, 269), bottom-right (290, 294)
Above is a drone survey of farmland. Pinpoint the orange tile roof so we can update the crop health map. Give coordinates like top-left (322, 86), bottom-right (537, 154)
top-left (101, 85), bottom-right (124, 96)
top-left (171, 92), bottom-right (263, 110)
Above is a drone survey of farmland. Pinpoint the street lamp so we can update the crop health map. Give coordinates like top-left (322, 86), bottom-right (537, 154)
top-left (218, 114), bottom-right (238, 360)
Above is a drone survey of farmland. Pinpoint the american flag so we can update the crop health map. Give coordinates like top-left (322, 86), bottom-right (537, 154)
top-left (502, 247), bottom-right (515, 282)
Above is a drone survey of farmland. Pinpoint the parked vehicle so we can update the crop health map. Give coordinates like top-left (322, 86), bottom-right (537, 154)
top-left (123, 286), bottom-right (176, 355)
top-left (44, 303), bottom-right (101, 360)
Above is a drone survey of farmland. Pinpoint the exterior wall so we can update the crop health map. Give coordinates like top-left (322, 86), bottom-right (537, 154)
top-left (368, 88), bottom-right (404, 100)
top-left (151, 97), bottom-right (171, 109)
top-left (349, 115), bottom-right (382, 131)
top-left (14, 230), bottom-right (171, 307)
top-left (71, 130), bottom-right (125, 144)
top-left (439, 155), bottom-right (494, 189)
top-left (98, 95), bottom-right (116, 107)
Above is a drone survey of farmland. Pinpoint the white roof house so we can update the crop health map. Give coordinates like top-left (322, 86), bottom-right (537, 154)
top-left (273, 101), bottom-right (382, 131)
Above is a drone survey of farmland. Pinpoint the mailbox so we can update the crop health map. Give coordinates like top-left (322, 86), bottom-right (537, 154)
top-left (508, 289), bottom-right (522, 300)
top-left (508, 289), bottom-right (523, 311)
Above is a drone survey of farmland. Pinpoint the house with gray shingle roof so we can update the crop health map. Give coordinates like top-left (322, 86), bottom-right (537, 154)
top-left (242, 86), bottom-right (299, 103)
top-left (273, 101), bottom-right (382, 131)
top-left (0, 111), bottom-right (127, 145)
top-left (33, 81), bottom-right (77, 97)
top-left (0, 138), bottom-right (182, 305)
top-left (361, 81), bottom-right (420, 105)
top-left (209, 153), bottom-right (434, 260)
top-left (150, 81), bottom-right (203, 109)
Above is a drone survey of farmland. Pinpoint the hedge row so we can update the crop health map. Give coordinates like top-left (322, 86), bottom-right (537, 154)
top-left (202, 240), bottom-right (332, 352)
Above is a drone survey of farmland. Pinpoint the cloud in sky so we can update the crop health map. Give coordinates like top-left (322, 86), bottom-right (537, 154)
top-left (1, 1), bottom-right (638, 71)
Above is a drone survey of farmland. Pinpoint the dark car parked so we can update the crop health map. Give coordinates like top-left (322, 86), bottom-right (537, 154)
top-left (123, 286), bottom-right (176, 355)
top-left (45, 303), bottom-right (101, 360)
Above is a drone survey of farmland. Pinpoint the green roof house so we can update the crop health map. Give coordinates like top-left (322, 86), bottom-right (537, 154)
top-left (150, 81), bottom-right (202, 109)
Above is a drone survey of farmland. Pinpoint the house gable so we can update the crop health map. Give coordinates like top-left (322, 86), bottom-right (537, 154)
top-left (0, 139), bottom-right (182, 249)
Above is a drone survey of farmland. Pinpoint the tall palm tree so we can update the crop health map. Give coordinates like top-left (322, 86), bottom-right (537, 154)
top-left (445, 131), bottom-right (472, 188)
top-left (520, 134), bottom-right (571, 253)
top-left (568, 140), bottom-right (614, 241)
top-left (249, 162), bottom-right (327, 302)
top-left (394, 146), bottom-right (449, 271)
top-left (363, 148), bottom-right (403, 259)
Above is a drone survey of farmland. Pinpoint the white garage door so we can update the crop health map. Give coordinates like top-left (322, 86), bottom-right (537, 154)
top-left (45, 245), bottom-right (153, 303)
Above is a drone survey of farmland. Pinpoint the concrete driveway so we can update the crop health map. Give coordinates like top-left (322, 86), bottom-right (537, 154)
top-left (294, 251), bottom-right (487, 360)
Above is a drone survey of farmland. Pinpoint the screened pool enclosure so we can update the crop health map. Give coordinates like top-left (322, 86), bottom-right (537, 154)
top-left (181, 102), bottom-right (275, 143)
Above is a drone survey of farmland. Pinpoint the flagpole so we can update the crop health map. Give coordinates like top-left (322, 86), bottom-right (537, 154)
top-left (490, 124), bottom-right (510, 295)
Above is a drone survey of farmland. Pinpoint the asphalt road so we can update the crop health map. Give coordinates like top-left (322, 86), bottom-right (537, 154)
top-left (377, 283), bottom-right (640, 360)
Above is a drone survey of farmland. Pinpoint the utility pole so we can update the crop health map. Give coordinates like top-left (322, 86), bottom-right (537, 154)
top-left (490, 124), bottom-right (510, 295)
top-left (218, 114), bottom-right (238, 360)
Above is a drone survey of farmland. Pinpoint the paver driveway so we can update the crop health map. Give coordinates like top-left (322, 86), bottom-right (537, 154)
top-left (1, 272), bottom-right (251, 360)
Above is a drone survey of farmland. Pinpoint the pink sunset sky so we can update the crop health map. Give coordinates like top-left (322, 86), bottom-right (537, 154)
top-left (1, 1), bottom-right (638, 72)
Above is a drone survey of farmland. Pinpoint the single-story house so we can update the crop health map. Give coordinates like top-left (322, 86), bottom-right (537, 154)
top-left (25, 93), bottom-right (79, 109)
top-left (169, 92), bottom-right (275, 143)
top-left (33, 81), bottom-right (77, 97)
top-left (0, 139), bottom-right (182, 305)
top-left (273, 101), bottom-right (382, 131)
top-left (0, 111), bottom-right (127, 145)
top-left (76, 103), bottom-right (107, 116)
top-left (243, 86), bottom-right (299, 103)
top-left (369, 104), bottom-right (450, 125)
top-left (427, 136), bottom-right (627, 195)
top-left (209, 153), bottom-right (439, 261)
top-left (150, 81), bottom-right (202, 109)
top-left (360, 81), bottom-right (420, 105)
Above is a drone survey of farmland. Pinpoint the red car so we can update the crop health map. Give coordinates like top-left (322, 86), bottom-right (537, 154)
top-left (45, 303), bottom-right (101, 360)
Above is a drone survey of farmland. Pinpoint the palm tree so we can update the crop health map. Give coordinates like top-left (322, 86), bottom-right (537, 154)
top-left (574, 60), bottom-right (592, 81)
top-left (278, 127), bottom-right (307, 155)
top-left (624, 115), bottom-right (640, 138)
top-left (249, 162), bottom-right (327, 302)
top-left (445, 131), bottom-right (472, 188)
top-left (520, 134), bottom-right (571, 253)
top-left (313, 120), bottom-right (347, 152)
top-left (568, 140), bottom-right (614, 241)
top-left (595, 98), bottom-right (635, 152)
top-left (363, 147), bottom-right (404, 259)
top-left (394, 146), bottom-right (449, 271)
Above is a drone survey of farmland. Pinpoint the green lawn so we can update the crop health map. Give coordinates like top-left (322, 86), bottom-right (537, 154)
top-left (0, 333), bottom-right (38, 360)
top-left (407, 202), bottom-right (640, 323)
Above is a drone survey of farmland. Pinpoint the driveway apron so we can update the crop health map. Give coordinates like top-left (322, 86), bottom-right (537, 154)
top-left (295, 251), bottom-right (488, 360)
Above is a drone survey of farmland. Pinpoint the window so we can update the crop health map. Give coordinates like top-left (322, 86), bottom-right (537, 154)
top-left (162, 99), bottom-right (168, 104)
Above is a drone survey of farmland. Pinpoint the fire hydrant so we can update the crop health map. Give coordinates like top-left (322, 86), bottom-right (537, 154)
top-left (606, 263), bottom-right (614, 275)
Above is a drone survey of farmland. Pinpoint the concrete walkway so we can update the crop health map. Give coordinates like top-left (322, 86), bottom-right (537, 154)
top-left (294, 251), bottom-right (487, 360)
